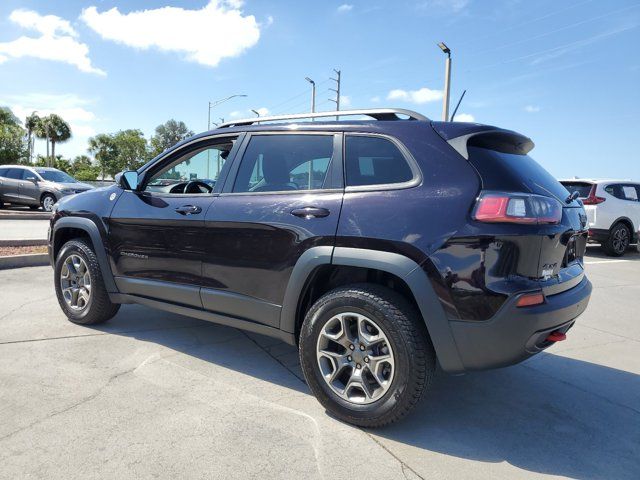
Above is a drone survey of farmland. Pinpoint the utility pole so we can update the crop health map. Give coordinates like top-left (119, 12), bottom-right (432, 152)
top-left (305, 77), bottom-right (316, 113)
top-left (438, 42), bottom-right (452, 121)
top-left (329, 69), bottom-right (341, 120)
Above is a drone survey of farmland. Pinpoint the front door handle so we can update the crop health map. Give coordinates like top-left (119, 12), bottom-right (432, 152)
top-left (291, 207), bottom-right (330, 219)
top-left (175, 205), bottom-right (202, 215)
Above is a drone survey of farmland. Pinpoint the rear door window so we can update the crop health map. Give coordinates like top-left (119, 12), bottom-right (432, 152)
top-left (232, 134), bottom-right (335, 193)
top-left (622, 185), bottom-right (639, 201)
top-left (0, 168), bottom-right (8, 177)
top-left (5, 168), bottom-right (24, 179)
top-left (345, 135), bottom-right (414, 187)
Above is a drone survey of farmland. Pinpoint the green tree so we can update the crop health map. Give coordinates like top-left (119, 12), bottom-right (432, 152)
top-left (88, 133), bottom-right (117, 180)
top-left (0, 106), bottom-right (28, 164)
top-left (69, 155), bottom-right (100, 181)
top-left (150, 119), bottom-right (193, 157)
top-left (45, 114), bottom-right (71, 167)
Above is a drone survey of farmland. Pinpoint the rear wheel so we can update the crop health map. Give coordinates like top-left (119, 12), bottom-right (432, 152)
top-left (54, 239), bottom-right (120, 325)
top-left (603, 223), bottom-right (630, 257)
top-left (41, 193), bottom-right (56, 212)
top-left (299, 284), bottom-right (436, 427)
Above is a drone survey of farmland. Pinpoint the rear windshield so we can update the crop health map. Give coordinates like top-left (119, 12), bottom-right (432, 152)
top-left (559, 181), bottom-right (593, 198)
top-left (467, 146), bottom-right (569, 201)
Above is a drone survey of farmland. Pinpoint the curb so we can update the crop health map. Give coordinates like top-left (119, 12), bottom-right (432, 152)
top-left (0, 213), bottom-right (51, 220)
top-left (0, 253), bottom-right (50, 270)
top-left (0, 239), bottom-right (48, 247)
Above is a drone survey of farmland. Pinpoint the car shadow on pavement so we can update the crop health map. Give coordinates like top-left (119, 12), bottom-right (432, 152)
top-left (91, 305), bottom-right (639, 479)
top-left (585, 244), bottom-right (640, 260)
top-left (91, 304), bottom-right (309, 395)
top-left (372, 355), bottom-right (640, 480)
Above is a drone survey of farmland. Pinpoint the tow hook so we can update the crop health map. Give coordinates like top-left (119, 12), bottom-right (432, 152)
top-left (546, 331), bottom-right (567, 342)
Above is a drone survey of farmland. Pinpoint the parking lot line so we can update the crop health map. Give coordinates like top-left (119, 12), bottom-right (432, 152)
top-left (584, 259), bottom-right (632, 265)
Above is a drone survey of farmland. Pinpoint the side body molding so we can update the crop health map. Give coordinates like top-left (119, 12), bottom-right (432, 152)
top-left (52, 217), bottom-right (118, 293)
top-left (279, 246), bottom-right (465, 374)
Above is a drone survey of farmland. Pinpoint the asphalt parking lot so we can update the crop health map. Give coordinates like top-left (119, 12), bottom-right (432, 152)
top-left (0, 246), bottom-right (638, 479)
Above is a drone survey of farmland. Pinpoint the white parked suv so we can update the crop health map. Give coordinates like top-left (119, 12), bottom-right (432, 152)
top-left (560, 179), bottom-right (639, 256)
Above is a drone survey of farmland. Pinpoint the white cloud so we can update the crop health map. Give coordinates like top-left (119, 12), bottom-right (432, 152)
top-left (387, 87), bottom-right (443, 104)
top-left (1, 93), bottom-right (98, 157)
top-left (339, 95), bottom-right (351, 108)
top-left (0, 9), bottom-right (105, 75)
top-left (337, 4), bottom-right (354, 13)
top-left (81, 1), bottom-right (262, 68)
top-left (418, 0), bottom-right (470, 13)
top-left (524, 105), bottom-right (541, 113)
top-left (453, 113), bottom-right (475, 122)
top-left (255, 107), bottom-right (269, 116)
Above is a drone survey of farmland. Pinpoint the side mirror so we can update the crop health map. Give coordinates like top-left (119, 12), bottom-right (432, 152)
top-left (118, 170), bottom-right (140, 191)
top-left (25, 176), bottom-right (38, 182)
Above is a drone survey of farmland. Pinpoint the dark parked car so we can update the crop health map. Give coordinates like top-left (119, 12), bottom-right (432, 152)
top-left (0, 165), bottom-right (93, 211)
top-left (48, 109), bottom-right (591, 427)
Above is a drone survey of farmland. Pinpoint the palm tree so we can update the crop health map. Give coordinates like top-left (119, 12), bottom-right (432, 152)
top-left (25, 112), bottom-right (40, 164)
top-left (33, 116), bottom-right (50, 162)
top-left (45, 114), bottom-right (71, 167)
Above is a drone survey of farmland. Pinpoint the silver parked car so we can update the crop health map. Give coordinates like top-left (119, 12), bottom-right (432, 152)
top-left (0, 165), bottom-right (94, 212)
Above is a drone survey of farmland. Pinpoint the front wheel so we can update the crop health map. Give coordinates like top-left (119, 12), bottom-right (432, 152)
top-left (299, 284), bottom-right (436, 428)
top-left (41, 193), bottom-right (56, 212)
top-left (603, 223), bottom-right (630, 257)
top-left (54, 239), bottom-right (120, 325)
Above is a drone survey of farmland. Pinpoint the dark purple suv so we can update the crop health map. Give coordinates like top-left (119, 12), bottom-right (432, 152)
top-left (48, 108), bottom-right (591, 427)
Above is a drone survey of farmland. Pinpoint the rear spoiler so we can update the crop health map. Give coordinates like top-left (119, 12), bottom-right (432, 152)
top-left (432, 122), bottom-right (534, 160)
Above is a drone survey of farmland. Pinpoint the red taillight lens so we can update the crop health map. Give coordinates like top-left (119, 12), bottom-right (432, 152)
top-left (473, 192), bottom-right (562, 225)
top-left (581, 184), bottom-right (605, 205)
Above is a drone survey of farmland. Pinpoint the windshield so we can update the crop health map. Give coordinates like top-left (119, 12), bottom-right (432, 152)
top-left (36, 170), bottom-right (77, 183)
top-left (467, 147), bottom-right (570, 201)
top-left (559, 182), bottom-right (593, 198)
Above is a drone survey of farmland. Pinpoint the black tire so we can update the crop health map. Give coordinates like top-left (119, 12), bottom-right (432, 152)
top-left (603, 223), bottom-right (630, 257)
top-left (29, 205), bottom-right (40, 210)
top-left (41, 193), bottom-right (56, 212)
top-left (54, 238), bottom-right (120, 325)
top-left (299, 284), bottom-right (436, 428)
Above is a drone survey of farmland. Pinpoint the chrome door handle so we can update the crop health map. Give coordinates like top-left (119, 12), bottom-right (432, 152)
top-left (291, 207), bottom-right (330, 218)
top-left (175, 205), bottom-right (202, 215)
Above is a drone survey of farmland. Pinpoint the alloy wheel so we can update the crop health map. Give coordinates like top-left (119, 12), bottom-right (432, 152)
top-left (613, 227), bottom-right (629, 254)
top-left (43, 196), bottom-right (55, 212)
top-left (316, 312), bottom-right (395, 404)
top-left (60, 254), bottom-right (92, 311)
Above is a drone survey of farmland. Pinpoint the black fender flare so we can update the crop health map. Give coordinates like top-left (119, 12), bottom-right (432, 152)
top-left (609, 216), bottom-right (635, 235)
top-left (51, 217), bottom-right (118, 293)
top-left (279, 246), bottom-right (465, 373)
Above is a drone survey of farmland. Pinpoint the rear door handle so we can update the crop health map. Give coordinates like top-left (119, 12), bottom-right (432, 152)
top-left (175, 205), bottom-right (202, 215)
top-left (291, 207), bottom-right (330, 218)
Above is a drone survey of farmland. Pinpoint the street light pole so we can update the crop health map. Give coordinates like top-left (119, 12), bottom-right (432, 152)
top-left (251, 109), bottom-right (260, 117)
top-left (207, 94), bottom-right (247, 130)
top-left (438, 42), bottom-right (452, 122)
top-left (305, 77), bottom-right (316, 113)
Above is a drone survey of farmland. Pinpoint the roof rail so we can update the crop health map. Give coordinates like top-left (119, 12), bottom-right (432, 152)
top-left (216, 108), bottom-right (429, 129)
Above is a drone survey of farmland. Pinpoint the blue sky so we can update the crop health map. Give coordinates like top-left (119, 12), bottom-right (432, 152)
top-left (0, 0), bottom-right (638, 180)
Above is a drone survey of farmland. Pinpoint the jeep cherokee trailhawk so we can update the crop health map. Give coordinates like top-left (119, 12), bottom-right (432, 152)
top-left (49, 109), bottom-right (592, 427)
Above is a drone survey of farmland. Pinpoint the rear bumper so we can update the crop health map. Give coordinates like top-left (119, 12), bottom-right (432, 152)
top-left (588, 228), bottom-right (609, 243)
top-left (448, 277), bottom-right (592, 371)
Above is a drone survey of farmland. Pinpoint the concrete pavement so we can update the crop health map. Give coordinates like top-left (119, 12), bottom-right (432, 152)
top-left (0, 219), bottom-right (49, 241)
top-left (0, 248), bottom-right (638, 479)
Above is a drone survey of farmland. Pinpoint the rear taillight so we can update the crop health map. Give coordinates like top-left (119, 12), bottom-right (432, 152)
top-left (582, 185), bottom-right (605, 205)
top-left (473, 191), bottom-right (562, 225)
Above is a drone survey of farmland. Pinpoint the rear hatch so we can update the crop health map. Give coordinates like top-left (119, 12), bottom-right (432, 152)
top-left (434, 123), bottom-right (588, 291)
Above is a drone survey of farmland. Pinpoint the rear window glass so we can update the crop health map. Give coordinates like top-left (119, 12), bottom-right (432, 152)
top-left (559, 182), bottom-right (593, 198)
top-left (345, 136), bottom-right (414, 187)
top-left (467, 147), bottom-right (569, 201)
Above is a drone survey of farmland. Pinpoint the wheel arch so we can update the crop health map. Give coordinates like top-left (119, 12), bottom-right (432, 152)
top-left (280, 246), bottom-right (465, 373)
top-left (40, 191), bottom-right (57, 202)
top-left (52, 217), bottom-right (118, 293)
top-left (609, 216), bottom-right (635, 235)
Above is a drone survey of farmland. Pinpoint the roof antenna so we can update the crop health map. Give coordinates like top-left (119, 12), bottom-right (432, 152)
top-left (450, 90), bottom-right (466, 122)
